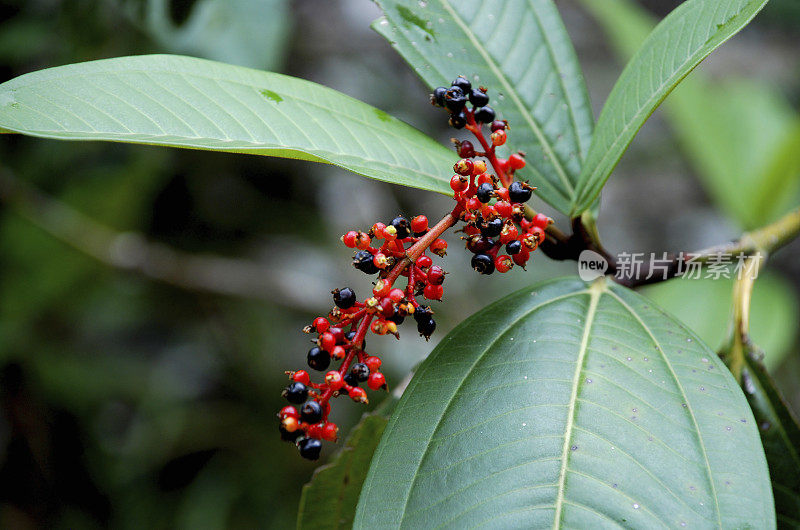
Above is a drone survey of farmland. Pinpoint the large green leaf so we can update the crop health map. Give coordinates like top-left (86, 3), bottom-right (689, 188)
top-left (571, 0), bottom-right (770, 215)
top-left (0, 55), bottom-right (454, 194)
top-left (373, 0), bottom-right (594, 214)
top-left (642, 274), bottom-right (799, 372)
top-left (354, 277), bottom-right (773, 528)
top-left (579, 0), bottom-right (800, 230)
top-left (741, 353), bottom-right (800, 527)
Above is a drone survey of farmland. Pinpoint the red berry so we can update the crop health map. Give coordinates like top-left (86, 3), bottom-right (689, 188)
top-left (499, 223), bottom-right (519, 243)
top-left (282, 416), bottom-right (300, 433)
top-left (530, 226), bottom-right (546, 244)
top-left (450, 175), bottom-right (469, 193)
top-left (383, 224), bottom-right (398, 241)
top-left (427, 265), bottom-right (445, 285)
top-left (472, 160), bottom-right (487, 175)
top-left (490, 120), bottom-right (506, 132)
top-left (349, 386), bottom-right (368, 403)
top-left (476, 173), bottom-right (493, 186)
top-left (457, 140), bottom-right (475, 158)
top-left (491, 129), bottom-right (507, 146)
top-left (293, 370), bottom-right (311, 385)
top-left (313, 317), bottom-right (329, 333)
top-left (342, 230), bottom-right (358, 248)
top-left (322, 422), bottom-right (339, 442)
top-left (467, 197), bottom-right (482, 211)
top-left (532, 213), bottom-right (551, 229)
top-left (454, 158), bottom-right (473, 176)
top-left (331, 345), bottom-right (345, 360)
top-left (373, 279), bottom-right (392, 297)
top-left (388, 288), bottom-right (405, 303)
top-left (373, 252), bottom-right (390, 269)
top-left (372, 222), bottom-right (387, 239)
top-left (508, 153), bottom-right (526, 170)
top-left (423, 284), bottom-right (444, 300)
top-left (495, 188), bottom-right (510, 201)
top-left (329, 327), bottom-right (345, 344)
top-left (430, 239), bottom-right (448, 257)
top-left (495, 255), bottom-right (513, 273)
top-left (494, 200), bottom-right (512, 218)
top-left (307, 422), bottom-right (324, 439)
top-left (325, 371), bottom-right (344, 391)
top-left (368, 372), bottom-right (387, 391)
top-left (371, 320), bottom-right (388, 335)
top-left (279, 405), bottom-right (299, 420)
top-left (357, 233), bottom-right (372, 250)
top-left (416, 255), bottom-right (433, 268)
top-left (411, 215), bottom-right (429, 233)
top-left (513, 249), bottom-right (530, 267)
top-left (319, 333), bottom-right (335, 352)
top-left (365, 356), bottom-right (382, 372)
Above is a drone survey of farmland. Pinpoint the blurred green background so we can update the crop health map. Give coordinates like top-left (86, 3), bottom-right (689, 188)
top-left (0, 0), bottom-right (798, 528)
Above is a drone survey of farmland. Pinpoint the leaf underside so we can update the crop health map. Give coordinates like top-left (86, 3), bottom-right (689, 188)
top-left (373, 0), bottom-right (594, 215)
top-left (0, 54), bottom-right (454, 194)
top-left (571, 0), bottom-right (770, 214)
top-left (354, 277), bottom-right (773, 528)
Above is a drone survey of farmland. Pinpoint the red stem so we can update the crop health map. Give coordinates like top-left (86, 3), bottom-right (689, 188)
top-left (464, 109), bottom-right (511, 187)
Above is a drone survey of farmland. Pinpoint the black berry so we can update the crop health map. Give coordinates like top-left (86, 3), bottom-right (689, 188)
top-left (388, 308), bottom-right (405, 325)
top-left (469, 88), bottom-right (489, 107)
top-left (474, 106), bottom-right (496, 123)
top-left (333, 287), bottom-right (356, 308)
top-left (307, 347), bottom-right (331, 371)
top-left (509, 181), bottom-right (533, 203)
top-left (466, 235), bottom-right (495, 254)
top-left (298, 438), bottom-right (322, 460)
top-left (351, 363), bottom-right (370, 382)
top-left (506, 240), bottom-right (522, 255)
top-left (283, 382), bottom-right (308, 404)
top-left (480, 217), bottom-right (503, 238)
top-left (300, 400), bottom-right (323, 423)
top-left (444, 86), bottom-right (466, 113)
top-left (476, 183), bottom-right (495, 203)
top-left (280, 425), bottom-right (301, 442)
top-left (391, 216), bottom-right (410, 239)
top-left (353, 250), bottom-right (379, 274)
top-left (451, 75), bottom-right (471, 92)
top-left (417, 317), bottom-right (436, 338)
top-left (432, 86), bottom-right (447, 107)
top-left (449, 111), bottom-right (467, 129)
top-left (490, 120), bottom-right (506, 132)
top-left (471, 253), bottom-right (495, 275)
top-left (414, 305), bottom-right (433, 323)
top-left (344, 372), bottom-right (359, 386)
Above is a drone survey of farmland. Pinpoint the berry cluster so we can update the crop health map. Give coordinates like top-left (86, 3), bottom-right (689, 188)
top-left (279, 78), bottom-right (550, 460)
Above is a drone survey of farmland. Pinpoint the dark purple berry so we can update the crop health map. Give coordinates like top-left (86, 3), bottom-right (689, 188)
top-left (333, 287), bottom-right (356, 308)
top-left (413, 305), bottom-right (433, 323)
top-left (444, 86), bottom-right (466, 113)
top-left (298, 437), bottom-right (322, 460)
top-left (280, 425), bottom-right (301, 442)
top-left (283, 382), bottom-right (308, 404)
top-left (471, 253), bottom-right (495, 275)
top-left (391, 216), bottom-right (410, 239)
top-left (466, 235), bottom-right (495, 254)
top-left (431, 86), bottom-right (447, 107)
top-left (509, 181), bottom-right (533, 203)
top-left (458, 140), bottom-right (475, 158)
top-left (300, 400), bottom-right (323, 423)
top-left (451, 75), bottom-right (471, 92)
top-left (307, 347), bottom-right (331, 371)
top-left (506, 240), bottom-right (522, 255)
top-left (474, 106), bottom-right (496, 123)
top-left (350, 362), bottom-right (370, 382)
top-left (480, 217), bottom-right (503, 238)
top-left (417, 317), bottom-right (436, 339)
top-left (344, 372), bottom-right (359, 386)
top-left (476, 183), bottom-right (495, 203)
top-left (449, 111), bottom-right (467, 129)
top-left (469, 88), bottom-right (489, 107)
top-left (353, 250), bottom-right (379, 274)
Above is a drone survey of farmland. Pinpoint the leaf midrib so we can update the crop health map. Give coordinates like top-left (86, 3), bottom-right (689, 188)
top-left (437, 0), bottom-right (574, 194)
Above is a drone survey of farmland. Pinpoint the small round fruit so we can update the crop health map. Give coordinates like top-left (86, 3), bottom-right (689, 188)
top-left (444, 86), bottom-right (466, 113)
top-left (307, 346), bottom-right (331, 371)
top-left (427, 265), bottom-right (445, 285)
top-left (325, 371), bottom-right (344, 391)
top-left (343, 372), bottom-right (359, 387)
top-left (469, 88), bottom-right (489, 107)
top-left (411, 215), bottom-right (429, 234)
top-left (280, 424), bottom-right (301, 442)
top-left (474, 106), bottom-right (495, 123)
top-left (390, 216), bottom-right (410, 239)
top-left (450, 174), bottom-right (468, 193)
top-left (480, 217), bottom-right (503, 238)
top-left (476, 183), bottom-right (495, 203)
top-left (321, 422), bottom-right (339, 442)
top-left (368, 372), bottom-right (387, 391)
top-left (495, 255), bottom-right (514, 273)
top-left (431, 86), bottom-right (447, 107)
top-left (508, 153), bottom-right (526, 170)
top-left (449, 111), bottom-right (467, 129)
top-left (423, 284), bottom-right (444, 301)
top-left (506, 240), bottom-right (522, 255)
top-left (491, 129), bottom-right (507, 146)
top-left (292, 370), bottom-right (311, 385)
top-left (457, 140), bottom-right (475, 158)
top-left (350, 362), bottom-right (370, 383)
top-left (279, 405), bottom-right (299, 420)
top-left (298, 437), bottom-right (322, 460)
top-left (300, 400), bottom-right (323, 423)
top-left (490, 120), bottom-right (506, 132)
top-left (471, 253), bottom-right (495, 275)
top-left (353, 251), bottom-right (380, 274)
top-left (341, 230), bottom-right (358, 248)
top-left (414, 305), bottom-right (433, 323)
top-left (365, 356), bottom-right (382, 372)
top-left (333, 287), bottom-right (356, 309)
top-left (417, 317), bottom-right (436, 338)
top-left (451, 75), bottom-right (471, 92)
top-left (509, 181), bottom-right (533, 203)
top-left (283, 382), bottom-right (308, 404)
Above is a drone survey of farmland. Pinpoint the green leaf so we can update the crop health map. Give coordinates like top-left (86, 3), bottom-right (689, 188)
top-left (571, 0), bottom-right (770, 215)
top-left (372, 0), bottom-right (594, 214)
top-left (297, 412), bottom-right (390, 530)
top-left (0, 55), bottom-right (455, 194)
top-left (579, 0), bottom-right (800, 230)
top-left (642, 274), bottom-right (799, 372)
top-left (354, 277), bottom-right (773, 528)
top-left (740, 354), bottom-right (800, 527)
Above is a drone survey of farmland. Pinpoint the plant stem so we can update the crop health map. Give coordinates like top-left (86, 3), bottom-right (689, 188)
top-left (720, 254), bottom-right (764, 381)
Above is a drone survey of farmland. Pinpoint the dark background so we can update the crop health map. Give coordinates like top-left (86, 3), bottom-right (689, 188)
top-left (0, 1), bottom-right (798, 527)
